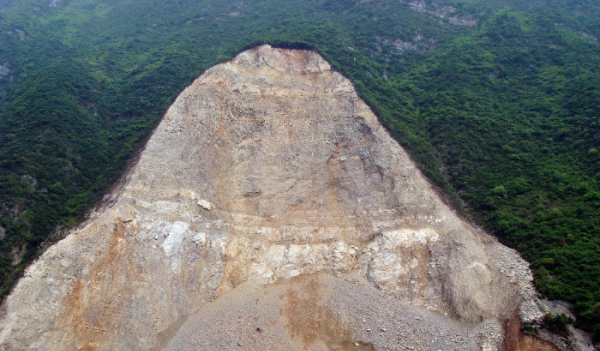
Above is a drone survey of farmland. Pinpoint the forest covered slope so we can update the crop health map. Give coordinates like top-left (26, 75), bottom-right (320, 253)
top-left (0, 0), bottom-right (599, 341)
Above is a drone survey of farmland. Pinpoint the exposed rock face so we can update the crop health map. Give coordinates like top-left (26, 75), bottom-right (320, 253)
top-left (0, 45), bottom-right (544, 351)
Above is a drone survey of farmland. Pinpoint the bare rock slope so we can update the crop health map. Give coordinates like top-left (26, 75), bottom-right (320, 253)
top-left (0, 45), bottom-right (548, 350)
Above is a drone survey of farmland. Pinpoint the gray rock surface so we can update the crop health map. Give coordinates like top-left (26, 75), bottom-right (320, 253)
top-left (0, 45), bottom-right (544, 351)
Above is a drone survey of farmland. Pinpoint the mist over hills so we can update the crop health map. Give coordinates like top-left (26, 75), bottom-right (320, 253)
top-left (0, 0), bottom-right (599, 342)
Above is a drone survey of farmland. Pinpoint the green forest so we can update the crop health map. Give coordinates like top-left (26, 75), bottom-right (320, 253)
top-left (1, 0), bottom-right (600, 341)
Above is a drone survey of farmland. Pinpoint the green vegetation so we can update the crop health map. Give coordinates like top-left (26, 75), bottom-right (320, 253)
top-left (543, 312), bottom-right (574, 337)
top-left (0, 0), bottom-right (599, 340)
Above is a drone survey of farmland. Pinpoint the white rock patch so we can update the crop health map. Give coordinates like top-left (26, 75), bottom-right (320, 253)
top-left (161, 221), bottom-right (190, 255)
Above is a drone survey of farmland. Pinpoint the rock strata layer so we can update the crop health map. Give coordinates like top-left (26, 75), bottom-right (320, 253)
top-left (0, 45), bottom-right (544, 351)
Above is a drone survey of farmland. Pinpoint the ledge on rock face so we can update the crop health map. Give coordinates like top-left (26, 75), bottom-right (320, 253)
top-left (0, 45), bottom-right (546, 351)
top-left (232, 45), bottom-right (331, 74)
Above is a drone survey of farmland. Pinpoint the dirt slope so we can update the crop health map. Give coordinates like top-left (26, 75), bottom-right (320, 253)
top-left (0, 45), bottom-right (547, 351)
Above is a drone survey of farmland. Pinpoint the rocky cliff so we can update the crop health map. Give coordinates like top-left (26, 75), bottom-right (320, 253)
top-left (0, 45), bottom-right (549, 350)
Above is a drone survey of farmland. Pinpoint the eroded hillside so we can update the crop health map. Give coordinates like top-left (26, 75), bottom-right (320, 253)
top-left (0, 45), bottom-right (551, 351)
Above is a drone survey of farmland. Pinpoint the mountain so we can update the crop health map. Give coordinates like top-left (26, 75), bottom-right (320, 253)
top-left (0, 44), bottom-right (547, 351)
top-left (0, 0), bottom-right (599, 344)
